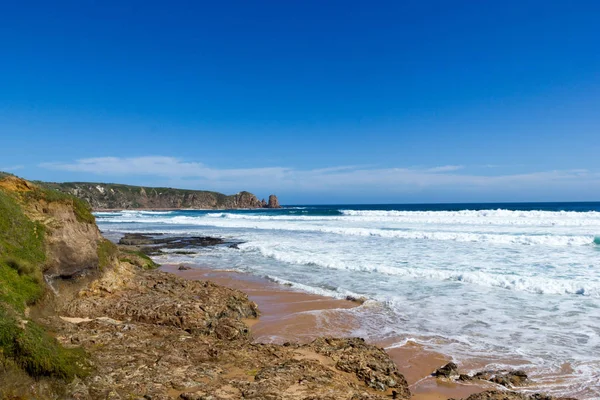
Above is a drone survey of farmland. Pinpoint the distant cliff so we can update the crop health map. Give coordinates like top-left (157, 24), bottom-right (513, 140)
top-left (41, 182), bottom-right (281, 210)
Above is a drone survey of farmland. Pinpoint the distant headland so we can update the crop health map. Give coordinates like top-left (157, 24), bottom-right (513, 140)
top-left (39, 181), bottom-right (281, 211)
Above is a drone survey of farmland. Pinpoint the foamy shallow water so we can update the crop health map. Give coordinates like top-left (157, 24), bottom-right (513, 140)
top-left (96, 204), bottom-right (600, 399)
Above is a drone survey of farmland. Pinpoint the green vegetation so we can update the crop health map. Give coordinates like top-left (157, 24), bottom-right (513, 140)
top-left (0, 185), bottom-right (88, 380)
top-left (0, 261), bottom-right (43, 314)
top-left (0, 307), bottom-right (87, 379)
top-left (0, 190), bottom-right (46, 312)
top-left (0, 191), bottom-right (46, 269)
top-left (97, 239), bottom-right (118, 271)
top-left (119, 249), bottom-right (159, 270)
top-left (120, 251), bottom-right (158, 270)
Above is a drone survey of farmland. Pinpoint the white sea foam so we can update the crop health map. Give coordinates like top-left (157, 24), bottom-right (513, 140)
top-left (264, 275), bottom-right (362, 300)
top-left (102, 214), bottom-right (596, 246)
top-left (97, 209), bottom-right (600, 230)
top-left (200, 209), bottom-right (600, 227)
top-left (242, 244), bottom-right (600, 297)
top-left (120, 210), bottom-right (175, 215)
top-left (341, 208), bottom-right (600, 220)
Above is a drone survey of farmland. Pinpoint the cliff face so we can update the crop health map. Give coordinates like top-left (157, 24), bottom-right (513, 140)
top-left (41, 182), bottom-right (280, 210)
top-left (0, 176), bottom-right (103, 278)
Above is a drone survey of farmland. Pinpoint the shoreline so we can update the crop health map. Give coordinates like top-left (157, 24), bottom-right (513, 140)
top-left (162, 264), bottom-right (490, 399)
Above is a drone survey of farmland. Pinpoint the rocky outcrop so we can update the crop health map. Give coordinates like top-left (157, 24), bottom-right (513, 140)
top-left (433, 362), bottom-right (460, 378)
top-left (51, 259), bottom-right (411, 399)
top-left (41, 181), bottom-right (281, 210)
top-left (227, 190), bottom-right (264, 208)
top-left (471, 369), bottom-right (529, 387)
top-left (307, 337), bottom-right (410, 396)
top-left (29, 196), bottom-right (103, 278)
top-left (65, 263), bottom-right (258, 339)
top-left (117, 233), bottom-right (234, 256)
top-left (267, 194), bottom-right (281, 208)
top-left (451, 390), bottom-right (578, 400)
top-left (439, 367), bottom-right (579, 400)
top-left (433, 363), bottom-right (530, 389)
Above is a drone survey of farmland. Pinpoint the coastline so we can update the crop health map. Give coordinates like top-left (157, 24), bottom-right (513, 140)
top-left (162, 264), bottom-right (490, 399)
top-left (2, 176), bottom-right (593, 398)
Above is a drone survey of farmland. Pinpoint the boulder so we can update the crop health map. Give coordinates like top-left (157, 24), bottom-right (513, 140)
top-left (450, 390), bottom-right (578, 400)
top-left (473, 369), bottom-right (529, 387)
top-left (433, 362), bottom-right (459, 378)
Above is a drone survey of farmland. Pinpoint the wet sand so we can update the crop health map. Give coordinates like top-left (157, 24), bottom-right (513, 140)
top-left (162, 264), bottom-right (489, 399)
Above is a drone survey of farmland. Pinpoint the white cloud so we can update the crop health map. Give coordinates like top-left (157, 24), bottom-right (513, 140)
top-left (1, 165), bottom-right (24, 172)
top-left (426, 165), bottom-right (464, 173)
top-left (41, 157), bottom-right (289, 181)
top-left (40, 156), bottom-right (600, 196)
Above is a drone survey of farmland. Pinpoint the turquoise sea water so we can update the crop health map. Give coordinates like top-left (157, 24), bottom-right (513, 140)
top-left (96, 202), bottom-right (600, 399)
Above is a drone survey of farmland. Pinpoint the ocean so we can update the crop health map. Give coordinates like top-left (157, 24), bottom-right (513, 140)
top-left (95, 202), bottom-right (600, 399)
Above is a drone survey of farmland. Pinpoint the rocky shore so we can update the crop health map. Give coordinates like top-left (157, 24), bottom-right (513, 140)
top-left (0, 175), bottom-right (581, 399)
top-left (33, 248), bottom-right (413, 399)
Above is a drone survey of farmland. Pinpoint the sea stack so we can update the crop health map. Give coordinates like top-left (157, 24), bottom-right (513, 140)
top-left (267, 194), bottom-right (281, 208)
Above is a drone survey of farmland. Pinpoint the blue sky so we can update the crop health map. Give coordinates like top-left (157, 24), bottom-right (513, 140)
top-left (1, 1), bottom-right (599, 204)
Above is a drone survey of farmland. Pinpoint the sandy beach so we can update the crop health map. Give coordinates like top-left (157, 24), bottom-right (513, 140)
top-left (162, 264), bottom-right (490, 400)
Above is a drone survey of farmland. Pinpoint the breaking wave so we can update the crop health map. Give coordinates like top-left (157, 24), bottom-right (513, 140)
top-left (242, 244), bottom-right (600, 297)
top-left (98, 214), bottom-right (595, 247)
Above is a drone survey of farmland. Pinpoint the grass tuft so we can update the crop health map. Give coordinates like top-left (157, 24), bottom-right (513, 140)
top-left (0, 190), bottom-right (46, 311)
top-left (0, 307), bottom-right (88, 379)
top-left (119, 249), bottom-right (159, 270)
top-left (97, 239), bottom-right (118, 271)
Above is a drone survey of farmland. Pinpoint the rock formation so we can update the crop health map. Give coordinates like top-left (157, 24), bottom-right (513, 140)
top-left (267, 194), bottom-right (281, 208)
top-left (433, 363), bottom-right (531, 389)
top-left (450, 391), bottom-right (578, 400)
